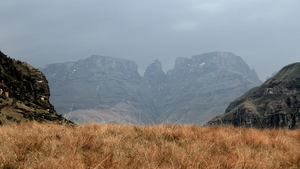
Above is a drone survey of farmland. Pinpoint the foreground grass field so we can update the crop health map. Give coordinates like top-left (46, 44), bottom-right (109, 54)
top-left (0, 122), bottom-right (300, 169)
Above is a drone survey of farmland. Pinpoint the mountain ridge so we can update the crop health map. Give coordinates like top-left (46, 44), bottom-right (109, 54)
top-left (149, 52), bottom-right (261, 124)
top-left (206, 62), bottom-right (300, 129)
top-left (40, 51), bottom-right (262, 125)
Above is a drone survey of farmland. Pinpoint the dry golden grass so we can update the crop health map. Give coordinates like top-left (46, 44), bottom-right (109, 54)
top-left (0, 122), bottom-right (300, 169)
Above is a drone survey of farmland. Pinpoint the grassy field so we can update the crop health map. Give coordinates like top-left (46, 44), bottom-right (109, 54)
top-left (0, 122), bottom-right (300, 168)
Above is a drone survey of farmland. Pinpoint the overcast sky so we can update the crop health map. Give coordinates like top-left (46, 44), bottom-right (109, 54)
top-left (1, 0), bottom-right (299, 81)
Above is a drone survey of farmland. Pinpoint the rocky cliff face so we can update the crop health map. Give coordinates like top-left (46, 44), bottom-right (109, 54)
top-left (0, 51), bottom-right (73, 125)
top-left (41, 52), bottom-right (261, 125)
top-left (144, 59), bottom-right (167, 95)
top-left (145, 52), bottom-right (261, 124)
top-left (206, 62), bottom-right (300, 129)
top-left (41, 55), bottom-right (157, 124)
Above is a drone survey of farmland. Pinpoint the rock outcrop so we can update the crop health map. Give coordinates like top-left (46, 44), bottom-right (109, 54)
top-left (0, 51), bottom-right (74, 125)
top-left (41, 52), bottom-right (261, 125)
top-left (206, 62), bottom-right (300, 129)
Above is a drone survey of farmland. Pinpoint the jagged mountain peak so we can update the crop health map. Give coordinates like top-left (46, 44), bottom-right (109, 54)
top-left (154, 52), bottom-right (262, 124)
top-left (144, 59), bottom-right (165, 78)
top-left (41, 52), bottom-right (261, 125)
top-left (154, 58), bottom-right (161, 63)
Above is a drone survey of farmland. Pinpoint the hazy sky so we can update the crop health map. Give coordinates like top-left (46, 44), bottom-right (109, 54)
top-left (1, 1), bottom-right (299, 80)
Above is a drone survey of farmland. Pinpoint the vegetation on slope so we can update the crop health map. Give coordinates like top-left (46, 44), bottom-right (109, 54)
top-left (207, 62), bottom-right (300, 128)
top-left (1, 122), bottom-right (300, 168)
top-left (0, 51), bottom-right (74, 125)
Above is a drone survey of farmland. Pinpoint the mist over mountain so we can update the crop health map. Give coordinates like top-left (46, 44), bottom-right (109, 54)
top-left (40, 52), bottom-right (262, 125)
top-left (40, 55), bottom-right (157, 124)
top-left (145, 52), bottom-right (261, 124)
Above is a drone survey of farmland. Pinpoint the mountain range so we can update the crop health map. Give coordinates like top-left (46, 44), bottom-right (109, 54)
top-left (40, 51), bottom-right (262, 125)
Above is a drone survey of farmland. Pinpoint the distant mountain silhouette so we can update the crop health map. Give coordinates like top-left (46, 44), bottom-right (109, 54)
top-left (145, 52), bottom-right (261, 124)
top-left (40, 52), bottom-right (261, 125)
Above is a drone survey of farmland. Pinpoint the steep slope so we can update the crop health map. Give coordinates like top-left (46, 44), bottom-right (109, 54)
top-left (144, 59), bottom-right (167, 95)
top-left (207, 62), bottom-right (300, 129)
top-left (41, 55), bottom-right (157, 124)
top-left (145, 52), bottom-right (261, 124)
top-left (144, 59), bottom-right (167, 111)
top-left (0, 51), bottom-right (73, 125)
